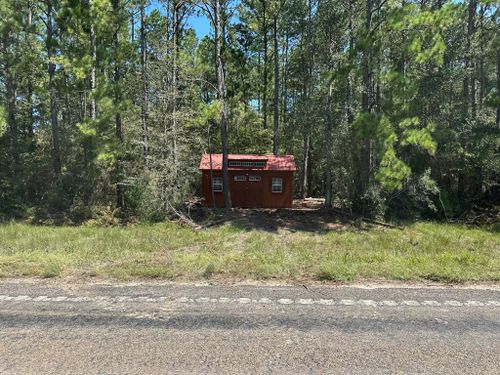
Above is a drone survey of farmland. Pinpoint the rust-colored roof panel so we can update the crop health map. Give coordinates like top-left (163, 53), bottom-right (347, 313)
top-left (199, 154), bottom-right (296, 171)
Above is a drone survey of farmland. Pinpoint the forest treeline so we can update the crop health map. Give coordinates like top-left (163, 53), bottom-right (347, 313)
top-left (0, 0), bottom-right (499, 222)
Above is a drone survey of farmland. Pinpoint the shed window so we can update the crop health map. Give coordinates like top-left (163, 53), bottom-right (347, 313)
top-left (271, 178), bottom-right (283, 193)
top-left (229, 161), bottom-right (266, 168)
top-left (234, 175), bottom-right (247, 182)
top-left (212, 177), bottom-right (223, 192)
top-left (249, 176), bottom-right (261, 182)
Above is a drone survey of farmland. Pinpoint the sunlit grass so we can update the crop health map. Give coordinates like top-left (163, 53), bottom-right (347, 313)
top-left (0, 221), bottom-right (498, 282)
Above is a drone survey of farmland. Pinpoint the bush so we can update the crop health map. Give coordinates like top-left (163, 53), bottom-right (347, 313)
top-left (83, 206), bottom-right (121, 227)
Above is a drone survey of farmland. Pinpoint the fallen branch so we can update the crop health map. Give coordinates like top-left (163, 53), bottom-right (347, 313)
top-left (168, 203), bottom-right (203, 230)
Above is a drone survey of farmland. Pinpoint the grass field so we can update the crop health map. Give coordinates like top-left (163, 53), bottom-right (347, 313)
top-left (0, 221), bottom-right (499, 282)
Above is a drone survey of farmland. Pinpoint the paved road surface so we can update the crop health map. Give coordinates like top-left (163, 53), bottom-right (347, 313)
top-left (0, 280), bottom-right (499, 374)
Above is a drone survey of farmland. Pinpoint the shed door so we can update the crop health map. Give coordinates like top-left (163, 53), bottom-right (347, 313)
top-left (245, 175), bottom-right (263, 208)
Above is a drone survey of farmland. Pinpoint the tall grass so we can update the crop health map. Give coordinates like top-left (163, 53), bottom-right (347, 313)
top-left (0, 222), bottom-right (498, 281)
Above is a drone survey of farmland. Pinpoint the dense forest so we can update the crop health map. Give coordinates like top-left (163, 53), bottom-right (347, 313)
top-left (0, 0), bottom-right (499, 222)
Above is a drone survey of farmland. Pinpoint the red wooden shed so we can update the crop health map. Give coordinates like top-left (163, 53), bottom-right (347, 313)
top-left (199, 154), bottom-right (296, 208)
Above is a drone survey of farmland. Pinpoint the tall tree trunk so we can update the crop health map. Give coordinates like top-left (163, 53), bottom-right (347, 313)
top-left (80, 1), bottom-right (94, 205)
top-left (257, 51), bottom-right (261, 112)
top-left (26, 3), bottom-right (34, 141)
top-left (130, 11), bottom-right (135, 42)
top-left (282, 32), bottom-right (289, 137)
top-left (301, 135), bottom-right (310, 199)
top-left (112, 0), bottom-right (124, 210)
top-left (325, 122), bottom-right (333, 208)
top-left (140, 0), bottom-right (149, 158)
top-left (6, 68), bottom-right (17, 168)
top-left (324, 85), bottom-right (334, 209)
top-left (27, 80), bottom-right (34, 138)
top-left (468, 0), bottom-right (477, 117)
top-left (171, 1), bottom-right (180, 165)
top-left (47, 1), bottom-right (62, 181)
top-left (464, 0), bottom-right (477, 116)
top-left (215, 0), bottom-right (231, 209)
top-left (478, 5), bottom-right (485, 109)
top-left (347, 6), bottom-right (358, 209)
top-left (497, 48), bottom-right (500, 128)
top-left (89, 0), bottom-right (97, 121)
top-left (62, 71), bottom-right (72, 126)
top-left (272, 16), bottom-right (279, 155)
top-left (458, 0), bottom-right (477, 202)
top-left (3, 24), bottom-right (18, 168)
top-left (80, 91), bottom-right (86, 122)
top-left (112, 10), bottom-right (123, 145)
top-left (261, 0), bottom-right (268, 129)
top-left (300, 0), bottom-right (314, 200)
top-left (353, 0), bottom-right (373, 214)
top-left (85, 0), bottom-right (97, 121)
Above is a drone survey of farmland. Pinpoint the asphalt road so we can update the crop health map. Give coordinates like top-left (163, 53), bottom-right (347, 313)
top-left (0, 280), bottom-right (499, 374)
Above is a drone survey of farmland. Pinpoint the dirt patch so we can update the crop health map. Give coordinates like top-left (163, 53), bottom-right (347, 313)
top-left (2, 276), bottom-right (499, 290)
top-left (291, 198), bottom-right (326, 210)
top-left (189, 199), bottom-right (361, 233)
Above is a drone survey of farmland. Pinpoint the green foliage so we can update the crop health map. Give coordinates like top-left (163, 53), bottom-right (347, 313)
top-left (0, 0), bottom-right (497, 222)
top-left (376, 147), bottom-right (411, 191)
top-left (0, 105), bottom-right (6, 137)
top-left (401, 126), bottom-right (436, 155)
top-left (354, 114), bottom-right (436, 192)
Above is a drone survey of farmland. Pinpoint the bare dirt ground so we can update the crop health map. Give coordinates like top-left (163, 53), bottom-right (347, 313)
top-left (189, 198), bottom-right (359, 233)
top-left (186, 199), bottom-right (499, 232)
top-left (290, 198), bottom-right (326, 210)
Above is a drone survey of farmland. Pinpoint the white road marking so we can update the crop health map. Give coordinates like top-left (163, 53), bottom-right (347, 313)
top-left (318, 299), bottom-right (335, 305)
top-left (297, 298), bottom-right (314, 305)
top-left (0, 295), bottom-right (498, 308)
top-left (195, 297), bottom-right (211, 303)
top-left (13, 296), bottom-right (32, 301)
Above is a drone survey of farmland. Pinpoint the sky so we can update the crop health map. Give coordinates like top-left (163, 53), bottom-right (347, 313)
top-left (149, 1), bottom-right (212, 39)
top-left (187, 14), bottom-right (212, 39)
top-left (148, 0), bottom-right (246, 40)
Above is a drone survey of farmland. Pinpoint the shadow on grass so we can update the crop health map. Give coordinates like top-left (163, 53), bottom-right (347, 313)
top-left (192, 208), bottom-right (377, 234)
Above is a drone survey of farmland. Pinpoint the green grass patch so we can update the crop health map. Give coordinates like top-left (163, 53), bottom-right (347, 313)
top-left (0, 221), bottom-right (498, 282)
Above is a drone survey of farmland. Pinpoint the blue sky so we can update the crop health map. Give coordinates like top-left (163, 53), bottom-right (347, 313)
top-left (187, 14), bottom-right (211, 39)
top-left (148, 0), bottom-right (245, 40)
top-left (149, 1), bottom-right (212, 39)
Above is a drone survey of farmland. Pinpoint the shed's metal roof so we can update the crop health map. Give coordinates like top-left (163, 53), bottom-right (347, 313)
top-left (199, 154), bottom-right (296, 171)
